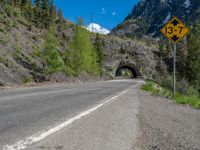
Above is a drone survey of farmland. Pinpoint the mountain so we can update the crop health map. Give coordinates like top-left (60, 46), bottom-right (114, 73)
top-left (87, 23), bottom-right (110, 35)
top-left (112, 0), bottom-right (200, 37)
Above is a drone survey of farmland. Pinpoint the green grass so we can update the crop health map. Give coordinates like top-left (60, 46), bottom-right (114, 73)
top-left (141, 81), bottom-right (200, 109)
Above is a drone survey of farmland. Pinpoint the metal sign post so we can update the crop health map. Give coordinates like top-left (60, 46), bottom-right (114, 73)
top-left (173, 44), bottom-right (176, 97)
top-left (160, 16), bottom-right (189, 97)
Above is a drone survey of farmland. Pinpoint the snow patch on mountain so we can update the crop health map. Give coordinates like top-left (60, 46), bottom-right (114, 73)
top-left (87, 23), bottom-right (110, 35)
top-left (183, 0), bottom-right (191, 8)
top-left (162, 12), bottom-right (171, 24)
top-left (158, 12), bottom-right (171, 27)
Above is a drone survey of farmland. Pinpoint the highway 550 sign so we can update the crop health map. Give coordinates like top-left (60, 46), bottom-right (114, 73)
top-left (161, 16), bottom-right (189, 44)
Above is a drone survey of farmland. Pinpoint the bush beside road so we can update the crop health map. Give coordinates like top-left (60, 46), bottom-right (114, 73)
top-left (141, 81), bottom-right (200, 109)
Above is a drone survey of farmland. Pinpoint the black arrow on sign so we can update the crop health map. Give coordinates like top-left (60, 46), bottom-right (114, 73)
top-left (171, 35), bottom-right (180, 42)
top-left (171, 19), bottom-right (180, 26)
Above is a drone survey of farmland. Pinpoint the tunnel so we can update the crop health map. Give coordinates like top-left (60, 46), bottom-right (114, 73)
top-left (115, 65), bottom-right (138, 79)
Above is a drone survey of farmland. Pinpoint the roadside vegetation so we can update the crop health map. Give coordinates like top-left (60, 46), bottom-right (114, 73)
top-left (62, 18), bottom-right (101, 76)
top-left (0, 0), bottom-right (103, 82)
top-left (152, 21), bottom-right (200, 108)
top-left (141, 80), bottom-right (200, 109)
top-left (35, 27), bottom-right (65, 75)
top-left (33, 19), bottom-right (102, 77)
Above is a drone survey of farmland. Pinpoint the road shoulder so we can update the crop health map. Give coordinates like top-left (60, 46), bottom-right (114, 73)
top-left (137, 90), bottom-right (200, 150)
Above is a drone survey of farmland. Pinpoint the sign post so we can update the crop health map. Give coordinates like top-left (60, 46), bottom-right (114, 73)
top-left (173, 44), bottom-right (176, 97)
top-left (161, 16), bottom-right (189, 97)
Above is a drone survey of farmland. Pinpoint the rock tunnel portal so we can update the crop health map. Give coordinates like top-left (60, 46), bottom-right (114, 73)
top-left (115, 63), bottom-right (141, 79)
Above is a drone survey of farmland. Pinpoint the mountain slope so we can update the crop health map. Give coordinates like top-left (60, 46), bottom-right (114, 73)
top-left (0, 1), bottom-right (165, 86)
top-left (112, 0), bottom-right (200, 37)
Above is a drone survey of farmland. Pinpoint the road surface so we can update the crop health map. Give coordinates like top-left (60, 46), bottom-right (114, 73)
top-left (0, 79), bottom-right (143, 150)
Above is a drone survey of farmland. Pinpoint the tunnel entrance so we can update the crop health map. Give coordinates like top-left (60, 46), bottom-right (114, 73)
top-left (115, 65), bottom-right (137, 79)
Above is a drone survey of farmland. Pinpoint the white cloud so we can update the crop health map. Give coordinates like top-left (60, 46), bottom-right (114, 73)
top-left (112, 11), bottom-right (117, 16)
top-left (101, 8), bottom-right (107, 14)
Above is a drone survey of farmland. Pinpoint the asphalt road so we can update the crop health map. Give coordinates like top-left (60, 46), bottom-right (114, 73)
top-left (0, 80), bottom-right (142, 150)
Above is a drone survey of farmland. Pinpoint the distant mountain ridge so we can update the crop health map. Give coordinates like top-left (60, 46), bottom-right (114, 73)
top-left (87, 23), bottom-right (110, 35)
top-left (112, 0), bottom-right (200, 37)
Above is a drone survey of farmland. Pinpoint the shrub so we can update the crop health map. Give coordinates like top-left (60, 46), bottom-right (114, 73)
top-left (22, 76), bottom-right (32, 84)
top-left (0, 56), bottom-right (14, 68)
top-left (4, 4), bottom-right (14, 17)
top-left (141, 81), bottom-right (200, 109)
top-left (158, 74), bottom-right (173, 90)
top-left (0, 26), bottom-right (7, 34)
top-left (31, 35), bottom-right (39, 41)
top-left (13, 43), bottom-right (22, 57)
top-left (0, 34), bottom-right (9, 45)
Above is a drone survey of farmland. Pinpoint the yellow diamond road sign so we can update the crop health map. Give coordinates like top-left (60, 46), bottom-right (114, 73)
top-left (161, 16), bottom-right (189, 44)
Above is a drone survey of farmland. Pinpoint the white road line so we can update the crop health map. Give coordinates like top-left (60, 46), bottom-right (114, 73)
top-left (3, 90), bottom-right (128, 150)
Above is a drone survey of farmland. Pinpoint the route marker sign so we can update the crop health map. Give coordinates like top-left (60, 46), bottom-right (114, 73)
top-left (161, 16), bottom-right (189, 44)
top-left (161, 16), bottom-right (189, 97)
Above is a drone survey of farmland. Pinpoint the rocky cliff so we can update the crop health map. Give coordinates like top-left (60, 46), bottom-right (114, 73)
top-left (98, 36), bottom-right (166, 79)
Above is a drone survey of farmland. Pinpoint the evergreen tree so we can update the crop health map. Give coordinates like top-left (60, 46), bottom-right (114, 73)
top-left (41, 0), bottom-right (50, 29)
top-left (34, 0), bottom-right (43, 27)
top-left (12, 0), bottom-right (21, 7)
top-left (22, 0), bottom-right (33, 30)
top-left (187, 21), bottom-right (200, 92)
top-left (41, 27), bottom-right (64, 74)
top-left (21, 0), bottom-right (29, 9)
top-left (1, 0), bottom-right (64, 30)
top-left (94, 34), bottom-right (103, 68)
top-left (49, 0), bottom-right (56, 25)
top-left (27, 0), bottom-right (33, 30)
top-left (57, 9), bottom-right (64, 30)
top-left (66, 17), bottom-right (100, 75)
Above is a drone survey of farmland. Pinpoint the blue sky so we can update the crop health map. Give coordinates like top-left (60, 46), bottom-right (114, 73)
top-left (54, 0), bottom-right (139, 30)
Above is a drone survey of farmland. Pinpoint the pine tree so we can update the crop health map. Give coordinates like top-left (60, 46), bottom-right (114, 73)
top-left (67, 17), bottom-right (100, 75)
top-left (34, 0), bottom-right (43, 27)
top-left (25, 0), bottom-right (33, 30)
top-left (94, 34), bottom-right (103, 68)
top-left (34, 0), bottom-right (42, 8)
top-left (41, 27), bottom-right (64, 74)
top-left (41, 0), bottom-right (50, 29)
top-left (57, 9), bottom-right (64, 30)
top-left (12, 0), bottom-right (21, 7)
top-left (49, 0), bottom-right (56, 25)
top-left (187, 21), bottom-right (200, 92)
top-left (21, 0), bottom-right (29, 9)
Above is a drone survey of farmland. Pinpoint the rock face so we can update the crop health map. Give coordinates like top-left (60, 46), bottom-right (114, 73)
top-left (112, 0), bottom-right (200, 37)
top-left (98, 36), bottom-right (166, 79)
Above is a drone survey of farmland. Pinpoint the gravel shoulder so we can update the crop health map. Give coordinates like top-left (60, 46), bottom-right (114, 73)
top-left (137, 90), bottom-right (200, 150)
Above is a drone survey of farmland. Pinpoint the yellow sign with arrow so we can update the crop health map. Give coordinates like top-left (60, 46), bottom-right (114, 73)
top-left (161, 16), bottom-right (189, 44)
